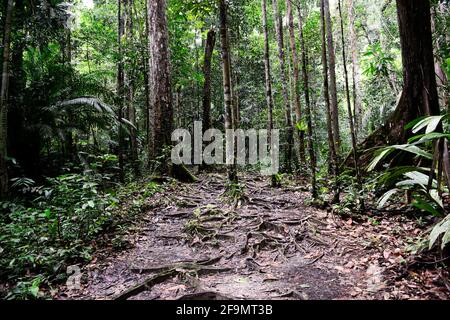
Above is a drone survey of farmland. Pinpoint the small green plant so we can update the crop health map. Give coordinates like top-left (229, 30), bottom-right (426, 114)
top-left (4, 276), bottom-right (45, 300)
top-left (223, 182), bottom-right (246, 203)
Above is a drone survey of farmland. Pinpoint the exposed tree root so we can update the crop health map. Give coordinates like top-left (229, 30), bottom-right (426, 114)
top-left (171, 164), bottom-right (198, 183)
top-left (117, 257), bottom-right (231, 300)
top-left (176, 291), bottom-right (235, 300)
top-left (114, 269), bottom-right (178, 300)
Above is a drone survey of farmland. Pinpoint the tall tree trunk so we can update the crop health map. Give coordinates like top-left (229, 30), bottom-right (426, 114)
top-left (219, 0), bottom-right (237, 183)
top-left (430, 2), bottom-right (448, 111)
top-left (262, 0), bottom-right (277, 187)
top-left (0, 0), bottom-right (14, 197)
top-left (395, 0), bottom-right (441, 128)
top-left (125, 0), bottom-right (138, 174)
top-left (286, 0), bottom-right (305, 168)
top-left (117, 0), bottom-right (125, 182)
top-left (272, 0), bottom-right (293, 173)
top-left (143, 0), bottom-right (152, 160)
top-left (321, 0), bottom-right (339, 202)
top-left (233, 25), bottom-right (241, 127)
top-left (339, 0), bottom-right (363, 208)
top-left (202, 29), bottom-right (216, 131)
top-left (144, 29), bottom-right (151, 152)
top-left (324, 0), bottom-right (341, 154)
top-left (347, 0), bottom-right (362, 140)
top-left (351, 0), bottom-right (441, 168)
top-left (147, 0), bottom-right (173, 174)
top-left (8, 0), bottom-right (25, 176)
top-left (297, 2), bottom-right (317, 199)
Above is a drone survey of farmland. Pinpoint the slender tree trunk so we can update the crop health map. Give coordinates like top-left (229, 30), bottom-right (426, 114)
top-left (202, 29), bottom-right (216, 131)
top-left (233, 25), bottom-right (241, 127)
top-left (147, 0), bottom-right (173, 174)
top-left (339, 0), bottom-right (363, 209)
top-left (125, 0), bottom-right (138, 174)
top-left (117, 0), bottom-right (125, 182)
top-left (324, 0), bottom-right (341, 154)
top-left (8, 0), bottom-right (26, 176)
top-left (219, 0), bottom-right (237, 184)
top-left (297, 2), bottom-right (317, 199)
top-left (430, 3), bottom-right (448, 111)
top-left (262, 0), bottom-right (278, 187)
top-left (272, 0), bottom-right (293, 173)
top-left (286, 0), bottom-right (305, 168)
top-left (347, 0), bottom-right (362, 140)
top-left (0, 0), bottom-right (14, 197)
top-left (321, 0), bottom-right (339, 202)
top-left (142, 0), bottom-right (152, 159)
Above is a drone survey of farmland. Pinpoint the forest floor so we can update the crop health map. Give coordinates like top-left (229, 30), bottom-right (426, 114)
top-left (58, 173), bottom-right (450, 300)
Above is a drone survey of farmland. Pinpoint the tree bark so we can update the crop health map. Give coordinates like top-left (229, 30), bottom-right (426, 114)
top-left (297, 2), bottom-right (317, 198)
top-left (286, 0), bottom-right (305, 167)
top-left (0, 0), bottom-right (14, 197)
top-left (347, 0), bottom-right (362, 140)
top-left (350, 0), bottom-right (441, 168)
top-left (321, 0), bottom-right (339, 202)
top-left (233, 25), bottom-right (241, 127)
top-left (324, 0), bottom-right (341, 153)
top-left (262, 0), bottom-right (278, 187)
top-left (395, 0), bottom-right (440, 129)
top-left (219, 0), bottom-right (237, 183)
top-left (202, 29), bottom-right (216, 131)
top-left (272, 0), bottom-right (293, 173)
top-left (430, 2), bottom-right (448, 111)
top-left (144, 5), bottom-right (151, 151)
top-left (339, 0), bottom-right (363, 208)
top-left (125, 0), bottom-right (138, 174)
top-left (148, 0), bottom-right (173, 173)
top-left (117, 0), bottom-right (125, 182)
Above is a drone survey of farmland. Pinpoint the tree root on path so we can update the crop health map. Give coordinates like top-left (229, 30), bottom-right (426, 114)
top-left (116, 257), bottom-right (231, 300)
top-left (130, 256), bottom-right (224, 274)
top-left (176, 291), bottom-right (235, 300)
top-left (114, 269), bottom-right (178, 300)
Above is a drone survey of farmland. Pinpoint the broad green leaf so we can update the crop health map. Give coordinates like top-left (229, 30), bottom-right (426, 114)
top-left (442, 228), bottom-right (450, 249)
top-left (391, 144), bottom-right (432, 160)
top-left (368, 148), bottom-right (392, 171)
top-left (405, 116), bottom-right (427, 130)
top-left (405, 171), bottom-right (437, 189)
top-left (408, 133), bottom-right (450, 144)
top-left (429, 189), bottom-right (444, 209)
top-left (379, 166), bottom-right (427, 186)
top-left (396, 179), bottom-right (419, 188)
top-left (377, 189), bottom-right (399, 209)
top-left (429, 215), bottom-right (450, 249)
top-left (412, 116), bottom-right (445, 134)
top-left (412, 198), bottom-right (441, 217)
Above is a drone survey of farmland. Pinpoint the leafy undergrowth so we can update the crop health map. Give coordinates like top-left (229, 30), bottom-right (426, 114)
top-left (0, 173), bottom-right (169, 300)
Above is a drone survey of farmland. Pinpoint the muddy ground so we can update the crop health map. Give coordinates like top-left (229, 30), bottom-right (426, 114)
top-left (58, 173), bottom-right (450, 300)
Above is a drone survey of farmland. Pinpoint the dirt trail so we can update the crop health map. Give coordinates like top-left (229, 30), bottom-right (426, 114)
top-left (60, 174), bottom-right (449, 300)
